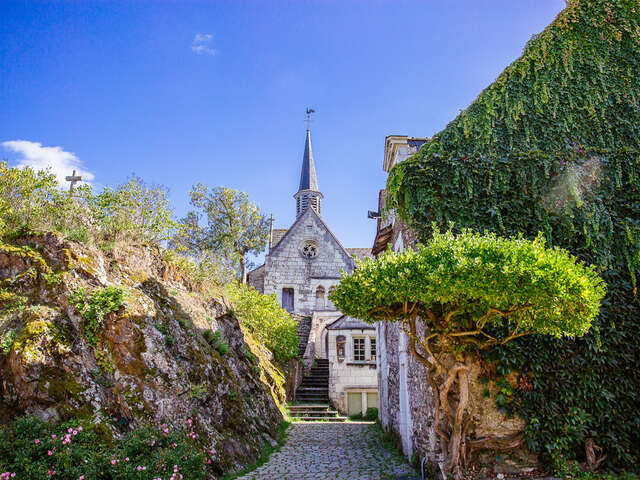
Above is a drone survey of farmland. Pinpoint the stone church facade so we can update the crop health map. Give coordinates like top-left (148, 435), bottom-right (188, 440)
top-left (248, 126), bottom-right (377, 415)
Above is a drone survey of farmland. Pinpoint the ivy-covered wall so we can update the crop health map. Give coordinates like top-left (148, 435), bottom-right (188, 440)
top-left (386, 0), bottom-right (640, 469)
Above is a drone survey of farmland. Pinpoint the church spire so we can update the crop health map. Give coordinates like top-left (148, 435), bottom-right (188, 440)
top-left (298, 128), bottom-right (319, 191)
top-left (294, 109), bottom-right (323, 218)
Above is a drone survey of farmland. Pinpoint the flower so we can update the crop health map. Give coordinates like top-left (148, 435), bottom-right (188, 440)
top-left (35, 439), bottom-right (40, 444)
top-left (48, 450), bottom-right (53, 456)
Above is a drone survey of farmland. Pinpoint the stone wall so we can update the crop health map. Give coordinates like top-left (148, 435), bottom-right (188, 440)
top-left (377, 321), bottom-right (441, 462)
top-left (263, 208), bottom-right (354, 316)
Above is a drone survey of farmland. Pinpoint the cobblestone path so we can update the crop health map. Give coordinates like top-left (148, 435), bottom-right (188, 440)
top-left (236, 422), bottom-right (417, 480)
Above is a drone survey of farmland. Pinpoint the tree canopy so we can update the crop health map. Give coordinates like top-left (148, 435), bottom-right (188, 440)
top-left (175, 185), bottom-right (269, 284)
top-left (332, 229), bottom-right (605, 348)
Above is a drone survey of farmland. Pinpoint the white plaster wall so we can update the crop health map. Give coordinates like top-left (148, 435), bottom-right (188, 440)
top-left (327, 329), bottom-right (378, 414)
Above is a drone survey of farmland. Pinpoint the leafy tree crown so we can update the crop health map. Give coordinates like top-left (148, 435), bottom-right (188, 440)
top-left (331, 229), bottom-right (605, 341)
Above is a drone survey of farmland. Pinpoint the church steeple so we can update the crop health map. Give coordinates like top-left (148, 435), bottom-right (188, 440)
top-left (294, 112), bottom-right (323, 218)
top-left (298, 129), bottom-right (318, 191)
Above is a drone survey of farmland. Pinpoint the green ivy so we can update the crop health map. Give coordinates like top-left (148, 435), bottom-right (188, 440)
top-left (385, 0), bottom-right (640, 469)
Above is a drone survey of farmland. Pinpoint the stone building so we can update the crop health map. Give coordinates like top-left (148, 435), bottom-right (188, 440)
top-left (326, 315), bottom-right (378, 416)
top-left (372, 136), bottom-right (532, 474)
top-left (371, 135), bottom-right (441, 459)
top-left (248, 126), bottom-right (375, 411)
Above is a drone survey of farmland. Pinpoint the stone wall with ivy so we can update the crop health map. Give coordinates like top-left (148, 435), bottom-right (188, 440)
top-left (385, 0), bottom-right (640, 469)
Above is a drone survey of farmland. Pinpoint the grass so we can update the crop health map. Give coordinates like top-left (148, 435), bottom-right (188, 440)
top-left (221, 420), bottom-right (290, 480)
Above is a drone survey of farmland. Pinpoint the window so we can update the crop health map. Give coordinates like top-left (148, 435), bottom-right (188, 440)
top-left (282, 288), bottom-right (294, 312)
top-left (327, 286), bottom-right (335, 310)
top-left (315, 286), bottom-right (325, 309)
top-left (302, 241), bottom-right (318, 259)
top-left (370, 337), bottom-right (376, 361)
top-left (353, 337), bottom-right (365, 361)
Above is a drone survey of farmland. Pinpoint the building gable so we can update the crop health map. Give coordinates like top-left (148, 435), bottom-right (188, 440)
top-left (268, 207), bottom-right (355, 272)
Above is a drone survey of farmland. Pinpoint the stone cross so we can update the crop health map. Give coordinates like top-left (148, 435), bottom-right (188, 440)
top-left (65, 170), bottom-right (82, 192)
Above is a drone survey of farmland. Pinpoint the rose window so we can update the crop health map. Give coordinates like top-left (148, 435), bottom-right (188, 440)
top-left (302, 242), bottom-right (318, 259)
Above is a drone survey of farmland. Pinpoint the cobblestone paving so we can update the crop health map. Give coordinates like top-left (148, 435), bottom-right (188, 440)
top-left (237, 422), bottom-right (417, 480)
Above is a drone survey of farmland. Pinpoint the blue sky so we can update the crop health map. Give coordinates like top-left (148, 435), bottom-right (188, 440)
top-left (1, 0), bottom-right (565, 251)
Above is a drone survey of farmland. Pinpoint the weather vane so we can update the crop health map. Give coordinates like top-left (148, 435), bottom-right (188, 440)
top-left (305, 107), bottom-right (315, 130)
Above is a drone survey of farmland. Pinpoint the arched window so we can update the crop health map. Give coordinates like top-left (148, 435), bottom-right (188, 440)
top-left (315, 286), bottom-right (325, 309)
top-left (327, 286), bottom-right (336, 310)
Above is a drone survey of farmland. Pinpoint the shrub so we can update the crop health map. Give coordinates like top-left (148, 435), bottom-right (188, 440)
top-left (88, 175), bottom-right (176, 244)
top-left (70, 287), bottom-right (125, 347)
top-left (225, 283), bottom-right (298, 363)
top-left (0, 162), bottom-right (89, 238)
top-left (0, 416), bottom-right (210, 479)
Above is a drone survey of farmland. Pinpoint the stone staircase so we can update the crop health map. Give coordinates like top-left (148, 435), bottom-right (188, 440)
top-left (295, 315), bottom-right (312, 357)
top-left (291, 360), bottom-right (346, 421)
top-left (295, 358), bottom-right (330, 403)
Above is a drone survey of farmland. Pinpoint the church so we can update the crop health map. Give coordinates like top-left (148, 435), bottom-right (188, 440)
top-left (248, 124), bottom-right (378, 416)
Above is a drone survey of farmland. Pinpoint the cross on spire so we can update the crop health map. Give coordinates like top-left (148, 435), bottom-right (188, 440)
top-left (65, 170), bottom-right (83, 192)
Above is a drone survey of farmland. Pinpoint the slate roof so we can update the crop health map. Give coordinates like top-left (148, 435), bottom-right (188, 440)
top-left (326, 315), bottom-right (374, 331)
top-left (270, 229), bottom-right (288, 250)
top-left (298, 129), bottom-right (319, 192)
top-left (346, 248), bottom-right (374, 262)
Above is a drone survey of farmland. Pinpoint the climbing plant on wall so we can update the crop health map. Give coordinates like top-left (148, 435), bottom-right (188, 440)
top-left (385, 0), bottom-right (640, 470)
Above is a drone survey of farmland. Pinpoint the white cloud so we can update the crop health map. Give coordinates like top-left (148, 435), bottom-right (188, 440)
top-left (191, 33), bottom-right (216, 56)
top-left (2, 140), bottom-right (95, 187)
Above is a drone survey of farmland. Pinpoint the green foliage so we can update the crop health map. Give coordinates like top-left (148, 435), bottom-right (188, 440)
top-left (88, 175), bottom-right (176, 244)
top-left (383, 0), bottom-right (640, 468)
top-left (0, 164), bottom-right (176, 248)
top-left (188, 384), bottom-right (207, 400)
top-left (0, 416), bottom-right (208, 479)
top-left (225, 283), bottom-right (299, 363)
top-left (0, 162), bottom-right (91, 239)
top-left (332, 229), bottom-right (604, 348)
top-left (348, 408), bottom-right (379, 422)
top-left (70, 287), bottom-right (125, 347)
top-left (175, 185), bottom-right (269, 283)
top-left (0, 330), bottom-right (17, 354)
top-left (203, 329), bottom-right (229, 355)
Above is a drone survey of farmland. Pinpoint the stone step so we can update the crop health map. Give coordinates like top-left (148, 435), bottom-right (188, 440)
top-left (291, 416), bottom-right (347, 422)
top-left (289, 411), bottom-right (338, 418)
top-left (287, 404), bottom-right (330, 411)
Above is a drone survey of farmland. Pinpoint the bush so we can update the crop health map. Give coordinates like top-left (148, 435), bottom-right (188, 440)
top-left (0, 416), bottom-right (210, 479)
top-left (0, 162), bottom-right (90, 239)
top-left (70, 287), bottom-right (125, 347)
top-left (225, 283), bottom-right (298, 363)
top-left (88, 175), bottom-right (176, 244)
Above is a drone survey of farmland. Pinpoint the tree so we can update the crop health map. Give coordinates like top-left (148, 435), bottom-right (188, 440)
top-left (330, 229), bottom-right (605, 478)
top-left (179, 185), bottom-right (269, 284)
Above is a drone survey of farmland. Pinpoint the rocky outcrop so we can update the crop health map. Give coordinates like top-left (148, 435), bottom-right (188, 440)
top-left (0, 233), bottom-right (286, 477)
